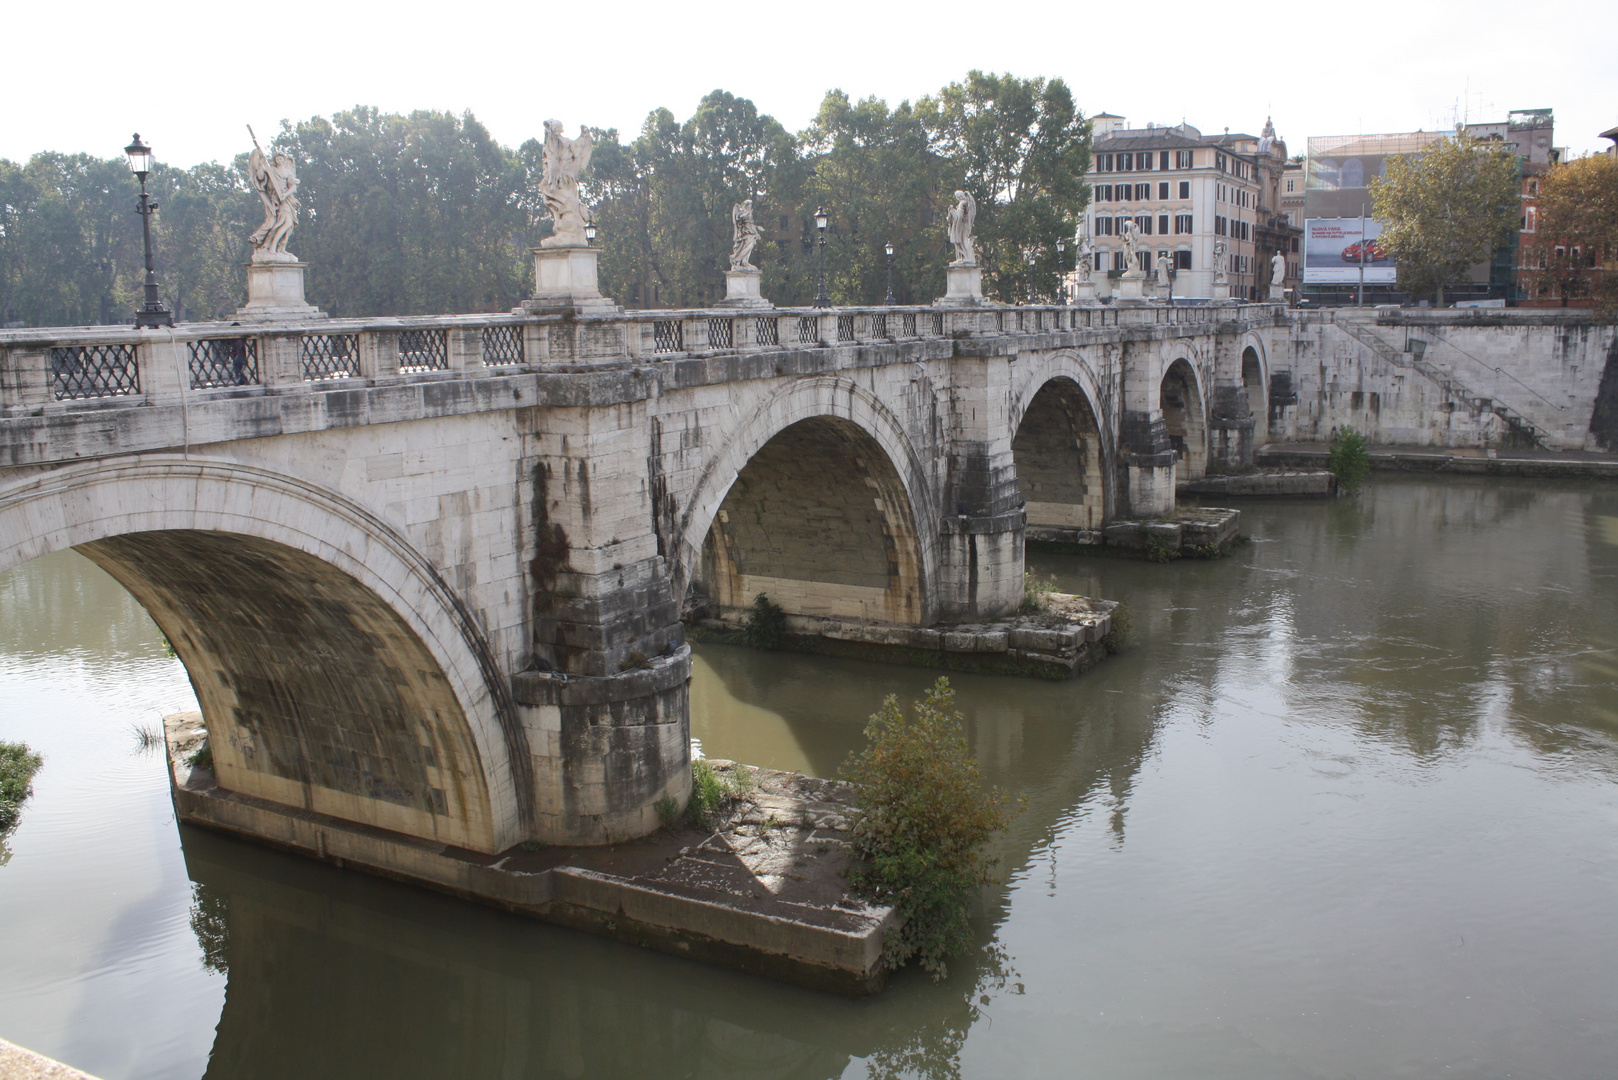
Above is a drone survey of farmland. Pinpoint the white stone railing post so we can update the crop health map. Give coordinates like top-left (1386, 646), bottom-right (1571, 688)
top-left (362, 327), bottom-right (399, 381)
top-left (449, 326), bottom-right (484, 376)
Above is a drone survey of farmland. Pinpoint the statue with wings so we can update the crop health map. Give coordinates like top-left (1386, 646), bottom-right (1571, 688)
top-left (946, 189), bottom-right (977, 266)
top-left (538, 119), bottom-right (595, 248)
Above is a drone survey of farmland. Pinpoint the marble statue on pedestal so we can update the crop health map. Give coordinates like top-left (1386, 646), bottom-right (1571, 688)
top-left (539, 120), bottom-right (595, 248)
top-left (1156, 251), bottom-right (1172, 288)
top-left (1120, 219), bottom-right (1144, 275)
top-left (1271, 250), bottom-right (1286, 288)
top-left (246, 126), bottom-right (299, 262)
top-left (1075, 230), bottom-right (1095, 282)
top-left (1213, 239), bottom-right (1229, 285)
top-left (730, 199), bottom-right (761, 271)
top-left (947, 190), bottom-right (977, 266)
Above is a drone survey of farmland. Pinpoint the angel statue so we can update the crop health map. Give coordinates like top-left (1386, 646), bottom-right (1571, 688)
top-left (1120, 218), bottom-right (1143, 273)
top-left (1075, 229), bottom-right (1095, 283)
top-left (730, 199), bottom-right (762, 271)
top-left (946, 190), bottom-right (977, 266)
top-left (1156, 251), bottom-right (1172, 287)
top-left (1213, 239), bottom-right (1229, 284)
top-left (246, 126), bottom-right (299, 262)
top-left (539, 119), bottom-right (595, 248)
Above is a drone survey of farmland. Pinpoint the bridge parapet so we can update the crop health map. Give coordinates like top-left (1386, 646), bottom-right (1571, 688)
top-left (0, 301), bottom-right (1261, 418)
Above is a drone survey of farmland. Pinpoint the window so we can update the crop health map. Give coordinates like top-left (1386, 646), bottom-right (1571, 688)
top-left (1176, 150), bottom-right (1194, 169)
top-left (1291, 237), bottom-right (1299, 252)
top-left (1175, 250), bottom-right (1192, 270)
top-left (1524, 207), bottom-right (1537, 232)
top-left (1285, 178), bottom-right (1296, 193)
top-left (1158, 182), bottom-right (1169, 200)
top-left (1113, 251), bottom-right (1127, 272)
top-left (1137, 152), bottom-right (1154, 171)
top-left (1095, 184), bottom-right (1112, 201)
top-left (1115, 216), bottom-right (1131, 234)
top-left (1095, 253), bottom-right (1107, 272)
top-left (1216, 153), bottom-right (1227, 172)
top-left (1098, 153), bottom-right (1113, 172)
top-left (1158, 214), bottom-right (1170, 235)
top-left (1178, 181), bottom-right (1190, 199)
top-left (1160, 151), bottom-right (1170, 170)
top-left (1118, 154), bottom-right (1133, 172)
top-left (1136, 183), bottom-right (1150, 200)
top-left (1133, 215), bottom-right (1151, 235)
top-left (1175, 214), bottom-right (1193, 234)
top-left (1215, 215), bottom-right (1226, 236)
top-left (1094, 216), bottom-right (1114, 235)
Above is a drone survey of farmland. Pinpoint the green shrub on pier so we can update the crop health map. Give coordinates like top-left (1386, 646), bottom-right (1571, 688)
top-left (0, 740), bottom-right (44, 833)
top-left (843, 677), bottom-right (1019, 979)
top-left (1329, 426), bottom-right (1371, 493)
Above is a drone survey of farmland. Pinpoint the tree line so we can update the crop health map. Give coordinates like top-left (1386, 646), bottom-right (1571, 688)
top-left (0, 72), bottom-right (1091, 327)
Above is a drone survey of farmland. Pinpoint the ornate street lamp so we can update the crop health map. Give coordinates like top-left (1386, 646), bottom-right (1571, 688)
top-left (812, 207), bottom-right (831, 308)
top-left (1026, 252), bottom-right (1036, 304)
top-left (584, 221), bottom-right (597, 245)
top-left (883, 241), bottom-right (896, 305)
top-left (1056, 239), bottom-right (1068, 305)
top-left (124, 134), bottom-right (172, 328)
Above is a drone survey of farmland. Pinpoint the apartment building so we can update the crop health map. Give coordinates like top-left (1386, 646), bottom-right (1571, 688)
top-left (1082, 116), bottom-right (1301, 301)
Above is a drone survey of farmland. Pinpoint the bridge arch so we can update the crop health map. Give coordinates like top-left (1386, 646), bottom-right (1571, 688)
top-left (1008, 352), bottom-right (1116, 535)
top-left (1161, 356), bottom-right (1209, 479)
top-left (1238, 332), bottom-right (1271, 444)
top-left (676, 375), bottom-right (936, 625)
top-left (0, 457), bottom-right (527, 854)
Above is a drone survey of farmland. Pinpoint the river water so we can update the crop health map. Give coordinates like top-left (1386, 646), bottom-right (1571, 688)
top-left (2, 475), bottom-right (1616, 1079)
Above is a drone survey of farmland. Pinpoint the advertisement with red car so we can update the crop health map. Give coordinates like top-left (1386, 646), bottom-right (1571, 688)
top-left (1303, 218), bottom-right (1396, 284)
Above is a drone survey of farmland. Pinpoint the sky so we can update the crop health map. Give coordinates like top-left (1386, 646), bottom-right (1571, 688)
top-left (6, 0), bottom-right (1615, 170)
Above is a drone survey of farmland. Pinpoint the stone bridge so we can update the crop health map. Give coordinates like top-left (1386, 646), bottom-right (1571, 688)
top-left (0, 301), bottom-right (1285, 860)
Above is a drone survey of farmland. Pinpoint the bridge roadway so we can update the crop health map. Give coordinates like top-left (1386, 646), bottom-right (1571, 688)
top-left (0, 301), bottom-right (1283, 859)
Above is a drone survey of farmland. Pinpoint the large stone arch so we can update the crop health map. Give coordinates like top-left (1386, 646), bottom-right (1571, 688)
top-left (1239, 332), bottom-right (1271, 445)
top-left (1160, 356), bottom-right (1209, 480)
top-left (0, 456), bottom-right (527, 853)
top-left (675, 375), bottom-right (936, 625)
top-left (1011, 376), bottom-right (1113, 538)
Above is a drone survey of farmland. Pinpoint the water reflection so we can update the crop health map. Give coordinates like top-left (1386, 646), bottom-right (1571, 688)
top-left (3, 477), bottom-right (1618, 1079)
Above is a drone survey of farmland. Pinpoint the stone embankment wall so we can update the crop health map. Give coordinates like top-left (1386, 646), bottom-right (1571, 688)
top-left (1270, 309), bottom-right (1618, 451)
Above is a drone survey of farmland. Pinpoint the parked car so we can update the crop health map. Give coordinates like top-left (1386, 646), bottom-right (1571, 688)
top-left (1341, 239), bottom-right (1388, 263)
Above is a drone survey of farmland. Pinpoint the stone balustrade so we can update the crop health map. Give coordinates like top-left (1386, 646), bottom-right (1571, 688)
top-left (0, 301), bottom-right (1261, 417)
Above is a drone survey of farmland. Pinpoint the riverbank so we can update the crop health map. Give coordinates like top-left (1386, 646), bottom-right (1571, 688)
top-left (0, 1038), bottom-right (100, 1080)
top-left (166, 714), bottom-right (893, 996)
top-left (1257, 441), bottom-right (1618, 479)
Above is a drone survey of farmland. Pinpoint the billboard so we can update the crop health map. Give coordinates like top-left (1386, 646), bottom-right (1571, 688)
top-left (1303, 217), bottom-right (1396, 285)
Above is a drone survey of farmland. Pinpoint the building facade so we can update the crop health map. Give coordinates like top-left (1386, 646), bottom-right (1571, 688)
top-left (1083, 117), bottom-right (1301, 302)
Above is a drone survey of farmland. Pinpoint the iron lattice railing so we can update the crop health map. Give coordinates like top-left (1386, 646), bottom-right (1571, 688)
top-left (301, 334), bottom-right (359, 381)
top-left (797, 316), bottom-right (817, 344)
top-left (706, 318), bottom-right (733, 350)
top-left (397, 328), bottom-right (448, 373)
top-left (188, 337), bottom-right (259, 388)
top-left (871, 313), bottom-right (888, 339)
top-left (930, 312), bottom-right (944, 335)
top-left (901, 312), bottom-right (917, 337)
top-left (481, 325), bottom-right (524, 366)
top-left (836, 315), bottom-right (855, 342)
top-left (755, 316), bottom-right (779, 346)
top-left (653, 320), bottom-right (683, 353)
top-left (49, 343), bottom-right (139, 401)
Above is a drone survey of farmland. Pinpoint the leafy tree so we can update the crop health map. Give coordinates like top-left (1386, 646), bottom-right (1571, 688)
top-left (798, 91), bottom-right (947, 305)
top-left (1370, 133), bottom-right (1520, 306)
top-left (1328, 425), bottom-right (1371, 493)
top-left (843, 677), bottom-right (1018, 979)
top-left (1522, 153), bottom-right (1618, 313)
top-left (917, 72), bottom-right (1091, 302)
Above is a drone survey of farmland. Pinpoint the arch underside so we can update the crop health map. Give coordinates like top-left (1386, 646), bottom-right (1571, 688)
top-left (1013, 378), bottom-right (1108, 534)
top-left (1242, 346), bottom-right (1269, 444)
top-left (1161, 359), bottom-right (1208, 479)
top-left (696, 416), bottom-right (924, 625)
top-left (80, 530), bottom-right (496, 850)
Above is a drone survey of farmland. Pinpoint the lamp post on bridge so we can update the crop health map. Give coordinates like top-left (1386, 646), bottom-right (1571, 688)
top-left (813, 207), bottom-right (831, 308)
top-left (124, 134), bottom-right (172, 329)
top-left (1056, 239), bottom-right (1068, 305)
top-left (883, 241), bottom-right (896, 305)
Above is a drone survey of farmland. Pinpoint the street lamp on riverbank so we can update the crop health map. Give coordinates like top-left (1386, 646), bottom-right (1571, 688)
top-left (124, 134), bottom-right (172, 329)
top-left (883, 241), bottom-right (895, 305)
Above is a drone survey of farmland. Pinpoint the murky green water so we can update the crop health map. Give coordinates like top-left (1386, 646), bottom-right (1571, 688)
top-left (3, 475), bottom-right (1617, 1079)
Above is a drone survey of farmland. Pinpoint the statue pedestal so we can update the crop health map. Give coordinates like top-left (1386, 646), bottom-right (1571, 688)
top-left (519, 246), bottom-right (617, 314)
top-left (237, 261), bottom-right (324, 322)
top-left (1072, 280), bottom-right (1099, 304)
top-left (936, 263), bottom-right (984, 305)
top-left (716, 268), bottom-right (770, 308)
top-left (1112, 271), bottom-right (1149, 305)
top-left (1211, 281), bottom-right (1234, 304)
